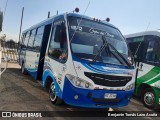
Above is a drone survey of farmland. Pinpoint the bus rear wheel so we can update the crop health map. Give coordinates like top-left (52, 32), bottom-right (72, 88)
top-left (49, 82), bottom-right (63, 105)
top-left (142, 88), bottom-right (156, 109)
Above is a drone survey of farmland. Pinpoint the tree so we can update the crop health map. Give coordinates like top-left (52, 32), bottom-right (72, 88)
top-left (0, 34), bottom-right (6, 42)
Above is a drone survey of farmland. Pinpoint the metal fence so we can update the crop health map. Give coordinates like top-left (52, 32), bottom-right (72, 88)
top-left (1, 41), bottom-right (18, 62)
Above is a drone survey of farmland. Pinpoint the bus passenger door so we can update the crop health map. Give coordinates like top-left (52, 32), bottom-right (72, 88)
top-left (46, 17), bottom-right (68, 89)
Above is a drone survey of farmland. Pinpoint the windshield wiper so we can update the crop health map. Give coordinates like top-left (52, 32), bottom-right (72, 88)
top-left (103, 36), bottom-right (131, 67)
top-left (92, 35), bottom-right (109, 62)
top-left (91, 35), bottom-right (131, 67)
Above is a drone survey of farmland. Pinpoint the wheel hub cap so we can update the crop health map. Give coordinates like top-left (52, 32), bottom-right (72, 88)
top-left (144, 92), bottom-right (154, 106)
top-left (50, 83), bottom-right (56, 101)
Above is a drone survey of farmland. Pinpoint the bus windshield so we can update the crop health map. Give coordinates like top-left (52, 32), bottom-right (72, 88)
top-left (68, 17), bottom-right (129, 65)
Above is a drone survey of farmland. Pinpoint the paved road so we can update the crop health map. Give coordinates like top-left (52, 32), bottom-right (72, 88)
top-left (0, 62), bottom-right (159, 120)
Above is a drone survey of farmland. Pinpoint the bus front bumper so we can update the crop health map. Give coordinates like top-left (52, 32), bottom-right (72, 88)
top-left (62, 78), bottom-right (134, 108)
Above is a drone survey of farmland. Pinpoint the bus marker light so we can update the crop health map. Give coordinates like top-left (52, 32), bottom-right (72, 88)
top-left (106, 18), bottom-right (110, 22)
top-left (75, 8), bottom-right (79, 13)
top-left (75, 80), bottom-right (81, 86)
top-left (74, 95), bottom-right (79, 100)
top-left (85, 83), bottom-right (89, 88)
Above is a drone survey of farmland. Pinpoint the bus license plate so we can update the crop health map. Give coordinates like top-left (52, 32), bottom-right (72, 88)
top-left (104, 93), bottom-right (117, 99)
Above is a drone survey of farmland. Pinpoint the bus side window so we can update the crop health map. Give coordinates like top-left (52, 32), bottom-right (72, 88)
top-left (33, 26), bottom-right (44, 52)
top-left (145, 40), bottom-right (160, 63)
top-left (48, 22), bottom-right (68, 62)
top-left (127, 37), bottom-right (146, 62)
top-left (27, 29), bottom-right (36, 50)
top-left (154, 40), bottom-right (160, 62)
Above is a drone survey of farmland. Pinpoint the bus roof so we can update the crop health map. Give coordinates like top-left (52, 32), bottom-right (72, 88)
top-left (23, 13), bottom-right (117, 33)
top-left (125, 30), bottom-right (160, 38)
top-left (67, 13), bottom-right (116, 28)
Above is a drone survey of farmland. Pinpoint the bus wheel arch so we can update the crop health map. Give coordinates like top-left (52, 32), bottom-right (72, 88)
top-left (45, 76), bottom-right (63, 105)
top-left (140, 84), bottom-right (156, 109)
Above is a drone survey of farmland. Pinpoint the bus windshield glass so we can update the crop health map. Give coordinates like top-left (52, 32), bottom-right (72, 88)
top-left (68, 17), bottom-right (129, 65)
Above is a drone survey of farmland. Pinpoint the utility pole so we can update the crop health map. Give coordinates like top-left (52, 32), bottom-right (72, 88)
top-left (18, 7), bottom-right (24, 44)
top-left (0, 10), bottom-right (3, 32)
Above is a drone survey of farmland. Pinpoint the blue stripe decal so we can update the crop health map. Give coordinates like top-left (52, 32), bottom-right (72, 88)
top-left (72, 55), bottom-right (130, 69)
top-left (82, 63), bottom-right (130, 75)
top-left (72, 55), bottom-right (132, 75)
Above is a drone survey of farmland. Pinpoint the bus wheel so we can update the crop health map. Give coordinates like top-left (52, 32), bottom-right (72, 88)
top-left (142, 88), bottom-right (155, 109)
top-left (21, 63), bottom-right (27, 75)
top-left (49, 82), bottom-right (63, 105)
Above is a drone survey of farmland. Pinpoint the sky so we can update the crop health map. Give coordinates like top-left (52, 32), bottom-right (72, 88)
top-left (0, 0), bottom-right (160, 42)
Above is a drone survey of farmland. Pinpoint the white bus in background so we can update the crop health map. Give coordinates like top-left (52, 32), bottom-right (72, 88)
top-left (126, 30), bottom-right (160, 109)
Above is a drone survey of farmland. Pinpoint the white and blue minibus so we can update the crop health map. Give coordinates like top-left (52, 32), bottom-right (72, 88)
top-left (18, 12), bottom-right (135, 108)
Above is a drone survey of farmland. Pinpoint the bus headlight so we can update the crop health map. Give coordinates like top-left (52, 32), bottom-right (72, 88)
top-left (125, 83), bottom-right (134, 91)
top-left (66, 74), bottom-right (94, 90)
top-left (85, 83), bottom-right (90, 88)
top-left (75, 80), bottom-right (81, 86)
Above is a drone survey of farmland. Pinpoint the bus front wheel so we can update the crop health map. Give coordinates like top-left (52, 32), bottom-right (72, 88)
top-left (49, 82), bottom-right (63, 105)
top-left (142, 88), bottom-right (156, 109)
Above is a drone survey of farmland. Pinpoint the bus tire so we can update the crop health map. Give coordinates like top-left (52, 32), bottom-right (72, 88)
top-left (49, 81), bottom-right (63, 105)
top-left (21, 63), bottom-right (27, 75)
top-left (142, 88), bottom-right (155, 109)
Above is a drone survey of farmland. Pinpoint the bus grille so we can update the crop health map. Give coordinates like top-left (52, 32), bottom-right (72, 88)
top-left (84, 72), bottom-right (132, 87)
